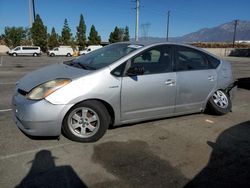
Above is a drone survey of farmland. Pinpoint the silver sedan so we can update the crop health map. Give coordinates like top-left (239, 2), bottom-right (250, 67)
top-left (12, 42), bottom-right (234, 142)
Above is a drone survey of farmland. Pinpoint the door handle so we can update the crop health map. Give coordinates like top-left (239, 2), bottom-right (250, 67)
top-left (165, 79), bottom-right (176, 86)
top-left (208, 76), bottom-right (214, 81)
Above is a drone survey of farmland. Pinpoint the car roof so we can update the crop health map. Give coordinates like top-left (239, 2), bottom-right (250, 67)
top-left (127, 41), bottom-right (220, 59)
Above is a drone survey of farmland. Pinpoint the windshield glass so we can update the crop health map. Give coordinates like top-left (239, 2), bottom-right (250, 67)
top-left (68, 43), bottom-right (143, 70)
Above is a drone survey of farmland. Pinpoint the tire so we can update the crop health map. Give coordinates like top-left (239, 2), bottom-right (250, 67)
top-left (62, 100), bottom-right (110, 142)
top-left (33, 53), bottom-right (38, 57)
top-left (12, 53), bottom-right (17, 57)
top-left (50, 53), bottom-right (55, 57)
top-left (66, 53), bottom-right (71, 57)
top-left (206, 90), bottom-right (231, 115)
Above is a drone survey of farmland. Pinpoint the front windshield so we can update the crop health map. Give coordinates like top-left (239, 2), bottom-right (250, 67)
top-left (14, 47), bottom-right (20, 51)
top-left (69, 43), bottom-right (143, 70)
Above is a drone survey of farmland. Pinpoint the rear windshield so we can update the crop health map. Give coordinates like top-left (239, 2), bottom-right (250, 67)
top-left (69, 43), bottom-right (143, 70)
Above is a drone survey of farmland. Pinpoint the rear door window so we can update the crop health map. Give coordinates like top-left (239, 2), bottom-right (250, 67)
top-left (206, 54), bottom-right (220, 69)
top-left (175, 46), bottom-right (208, 71)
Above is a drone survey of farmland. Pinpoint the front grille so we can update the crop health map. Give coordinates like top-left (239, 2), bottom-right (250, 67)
top-left (17, 89), bottom-right (28, 96)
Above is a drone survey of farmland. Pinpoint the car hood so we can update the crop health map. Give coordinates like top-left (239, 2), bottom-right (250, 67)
top-left (17, 63), bottom-right (91, 92)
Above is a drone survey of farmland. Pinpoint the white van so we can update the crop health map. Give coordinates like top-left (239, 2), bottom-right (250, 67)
top-left (79, 45), bottom-right (103, 55)
top-left (8, 46), bottom-right (41, 57)
top-left (48, 46), bottom-right (74, 57)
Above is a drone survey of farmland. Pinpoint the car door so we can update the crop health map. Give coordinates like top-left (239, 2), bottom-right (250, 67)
top-left (174, 45), bottom-right (217, 113)
top-left (120, 45), bottom-right (176, 122)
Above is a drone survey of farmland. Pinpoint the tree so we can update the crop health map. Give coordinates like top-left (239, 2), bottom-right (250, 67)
top-left (123, 26), bottom-right (130, 41)
top-left (88, 25), bottom-right (101, 45)
top-left (61, 19), bottom-right (72, 45)
top-left (4, 27), bottom-right (26, 47)
top-left (31, 14), bottom-right (47, 51)
top-left (48, 27), bottom-right (59, 49)
top-left (109, 27), bottom-right (123, 43)
top-left (76, 14), bottom-right (86, 49)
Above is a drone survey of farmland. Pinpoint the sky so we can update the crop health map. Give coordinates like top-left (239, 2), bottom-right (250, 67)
top-left (0, 0), bottom-right (250, 41)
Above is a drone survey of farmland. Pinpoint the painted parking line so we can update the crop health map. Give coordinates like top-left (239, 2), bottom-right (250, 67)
top-left (0, 82), bottom-right (16, 85)
top-left (0, 109), bottom-right (12, 112)
top-left (0, 143), bottom-right (70, 160)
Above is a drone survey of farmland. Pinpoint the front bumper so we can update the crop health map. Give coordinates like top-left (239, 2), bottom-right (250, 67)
top-left (12, 91), bottom-right (73, 136)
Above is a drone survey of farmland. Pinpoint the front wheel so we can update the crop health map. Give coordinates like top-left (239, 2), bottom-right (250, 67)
top-left (206, 90), bottom-right (231, 115)
top-left (66, 53), bottom-right (71, 57)
top-left (62, 100), bottom-right (110, 142)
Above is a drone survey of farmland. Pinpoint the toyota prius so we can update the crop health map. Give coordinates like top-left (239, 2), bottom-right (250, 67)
top-left (12, 42), bottom-right (234, 142)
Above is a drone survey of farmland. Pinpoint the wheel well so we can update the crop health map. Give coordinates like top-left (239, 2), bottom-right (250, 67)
top-left (73, 99), bottom-right (115, 126)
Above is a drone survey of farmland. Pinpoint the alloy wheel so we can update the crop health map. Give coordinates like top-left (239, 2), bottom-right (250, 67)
top-left (67, 107), bottom-right (100, 138)
top-left (212, 90), bottom-right (228, 109)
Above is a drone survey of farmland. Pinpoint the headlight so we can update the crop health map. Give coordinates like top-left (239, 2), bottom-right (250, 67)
top-left (27, 78), bottom-right (71, 100)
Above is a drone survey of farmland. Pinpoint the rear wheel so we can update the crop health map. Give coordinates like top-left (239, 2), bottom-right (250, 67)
top-left (66, 53), bottom-right (71, 57)
top-left (207, 90), bottom-right (231, 115)
top-left (62, 100), bottom-right (110, 142)
top-left (33, 53), bottom-right (38, 57)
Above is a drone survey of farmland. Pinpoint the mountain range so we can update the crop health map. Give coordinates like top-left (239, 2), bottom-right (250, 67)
top-left (135, 20), bottom-right (250, 43)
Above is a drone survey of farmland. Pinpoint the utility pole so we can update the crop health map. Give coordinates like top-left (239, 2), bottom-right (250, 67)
top-left (29, 0), bottom-right (36, 28)
top-left (166, 10), bottom-right (170, 42)
top-left (233, 19), bottom-right (239, 48)
top-left (29, 0), bottom-right (33, 28)
top-left (32, 0), bottom-right (36, 21)
top-left (135, 0), bottom-right (140, 42)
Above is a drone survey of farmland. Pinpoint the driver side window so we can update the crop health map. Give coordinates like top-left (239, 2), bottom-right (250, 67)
top-left (131, 45), bottom-right (172, 75)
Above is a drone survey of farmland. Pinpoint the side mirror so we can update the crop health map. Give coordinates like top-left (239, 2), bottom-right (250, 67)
top-left (126, 66), bottom-right (144, 76)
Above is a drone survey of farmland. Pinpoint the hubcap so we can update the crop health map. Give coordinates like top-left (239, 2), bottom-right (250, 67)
top-left (212, 90), bottom-right (228, 109)
top-left (68, 107), bottom-right (100, 138)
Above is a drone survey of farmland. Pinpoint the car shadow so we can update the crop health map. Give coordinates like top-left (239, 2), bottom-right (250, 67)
top-left (19, 128), bottom-right (60, 141)
top-left (237, 77), bottom-right (250, 90)
top-left (184, 121), bottom-right (250, 188)
top-left (15, 150), bottom-right (87, 188)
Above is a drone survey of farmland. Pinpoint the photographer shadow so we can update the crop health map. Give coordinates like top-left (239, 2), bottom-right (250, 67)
top-left (16, 150), bottom-right (87, 188)
top-left (185, 121), bottom-right (250, 188)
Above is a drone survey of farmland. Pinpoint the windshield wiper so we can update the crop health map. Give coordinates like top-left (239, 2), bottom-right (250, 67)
top-left (72, 62), bottom-right (96, 70)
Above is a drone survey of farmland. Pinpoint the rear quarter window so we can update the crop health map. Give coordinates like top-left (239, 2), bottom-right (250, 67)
top-left (206, 55), bottom-right (220, 69)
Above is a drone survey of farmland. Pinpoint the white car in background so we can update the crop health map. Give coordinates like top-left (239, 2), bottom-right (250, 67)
top-left (79, 45), bottom-right (103, 55)
top-left (48, 46), bottom-right (74, 57)
top-left (8, 46), bottom-right (41, 57)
